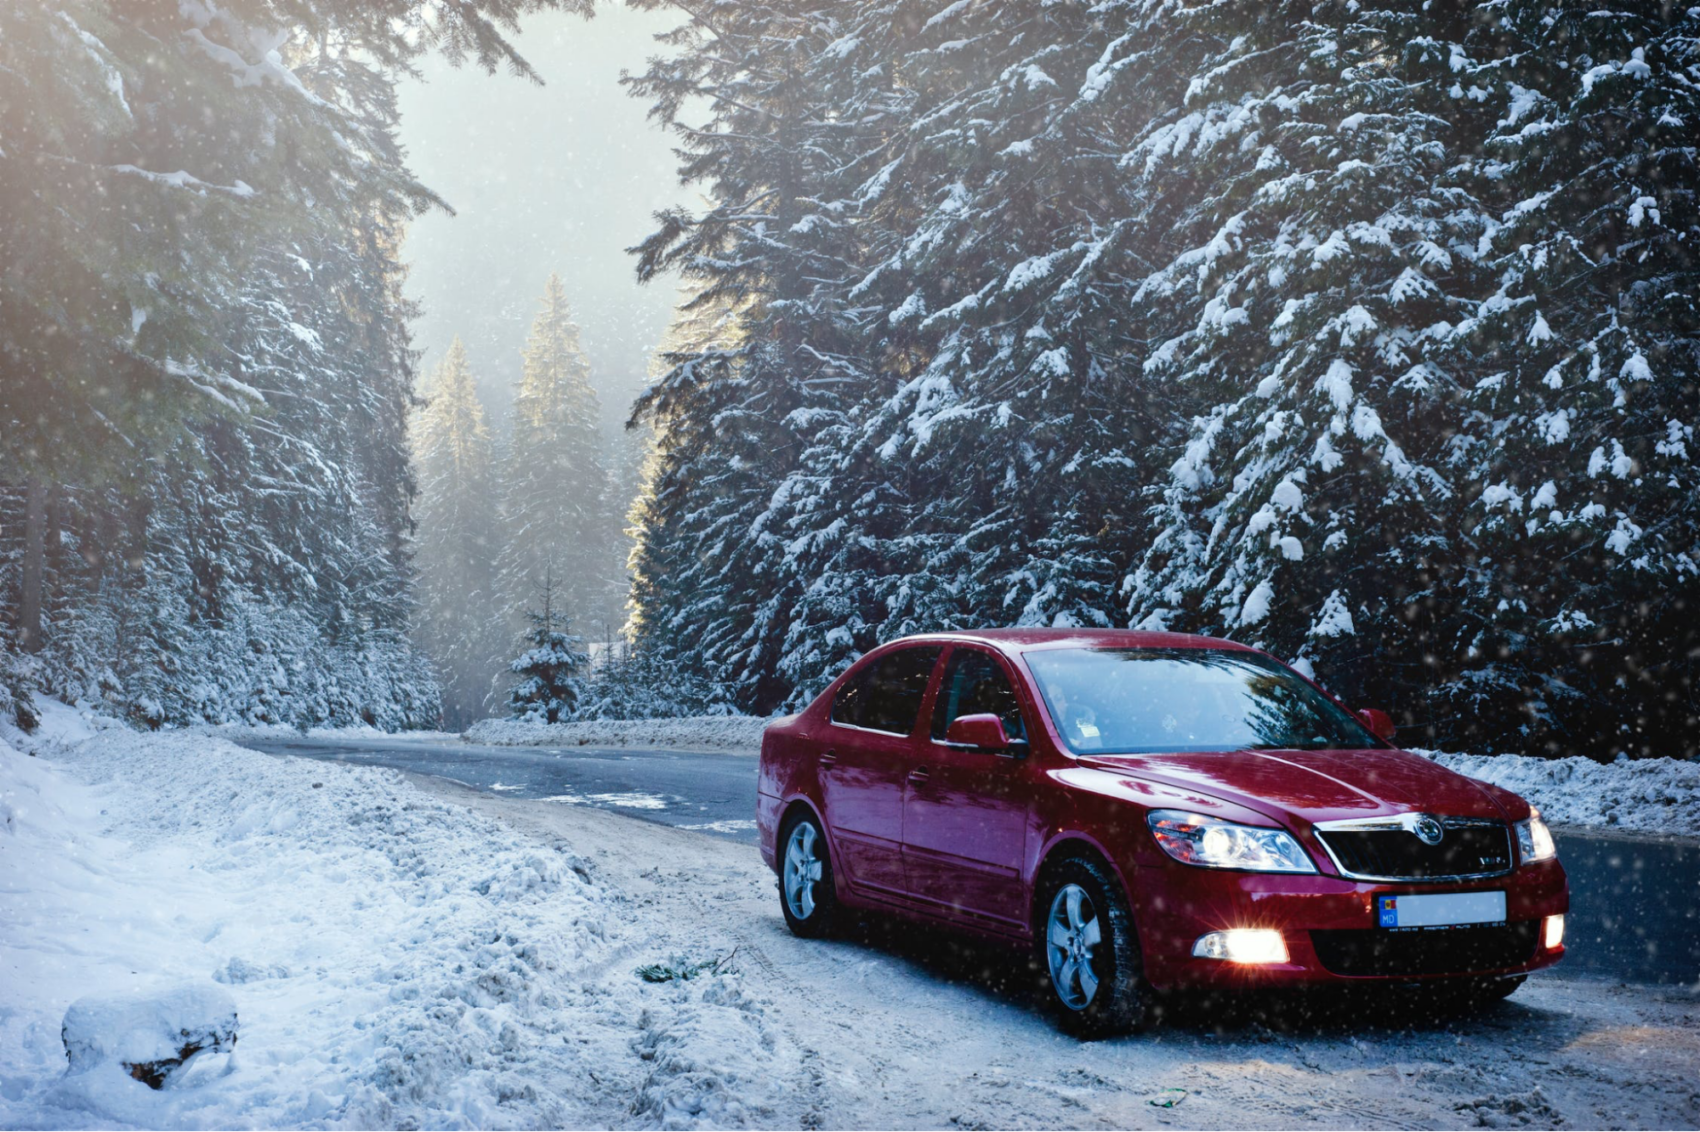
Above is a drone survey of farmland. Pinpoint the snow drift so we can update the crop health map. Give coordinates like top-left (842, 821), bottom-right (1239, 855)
top-left (0, 721), bottom-right (801, 1128)
top-left (466, 714), bottom-right (773, 753)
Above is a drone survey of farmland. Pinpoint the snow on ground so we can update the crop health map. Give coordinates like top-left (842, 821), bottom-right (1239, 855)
top-left (0, 726), bottom-right (804, 1129)
top-left (465, 715), bottom-right (772, 754)
top-left (1421, 751), bottom-right (1700, 840)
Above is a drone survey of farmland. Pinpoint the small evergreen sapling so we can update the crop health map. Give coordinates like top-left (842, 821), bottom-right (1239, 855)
top-left (508, 572), bottom-right (588, 724)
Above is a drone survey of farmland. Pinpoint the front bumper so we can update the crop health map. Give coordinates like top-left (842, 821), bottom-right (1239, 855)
top-left (1127, 857), bottom-right (1569, 989)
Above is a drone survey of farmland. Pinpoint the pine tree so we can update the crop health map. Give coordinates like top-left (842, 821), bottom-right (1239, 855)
top-left (496, 276), bottom-right (618, 644)
top-left (413, 339), bottom-right (507, 728)
top-left (623, 0), bottom-right (912, 712)
top-left (1109, 3), bottom-right (1501, 738)
top-left (766, 0), bottom-right (1167, 705)
top-left (508, 570), bottom-right (588, 723)
top-left (1437, 6), bottom-right (1700, 756)
top-left (0, 0), bottom-right (588, 729)
top-left (611, 0), bottom-right (1696, 758)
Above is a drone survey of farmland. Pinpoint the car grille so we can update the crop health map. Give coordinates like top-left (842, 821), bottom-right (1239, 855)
top-left (1316, 820), bottom-right (1513, 881)
top-left (1310, 921), bottom-right (1540, 978)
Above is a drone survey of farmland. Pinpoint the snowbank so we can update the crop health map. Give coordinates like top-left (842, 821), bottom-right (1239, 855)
top-left (0, 726), bottom-right (798, 1128)
top-left (465, 714), bottom-right (773, 753)
top-left (199, 721), bottom-right (465, 743)
top-left (1427, 751), bottom-right (1700, 840)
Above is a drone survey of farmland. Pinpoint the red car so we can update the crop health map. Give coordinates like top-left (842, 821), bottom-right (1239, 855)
top-left (757, 630), bottom-right (1568, 1035)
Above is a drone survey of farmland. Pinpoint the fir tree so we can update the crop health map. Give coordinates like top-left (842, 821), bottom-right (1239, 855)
top-left (611, 0), bottom-right (1698, 758)
top-left (496, 276), bottom-right (618, 643)
top-left (1123, 2), bottom-right (1503, 738)
top-left (0, 0), bottom-right (588, 728)
top-left (508, 570), bottom-right (588, 724)
top-left (1438, 5), bottom-right (1700, 756)
top-left (624, 0), bottom-right (911, 712)
top-left (414, 339), bottom-right (507, 728)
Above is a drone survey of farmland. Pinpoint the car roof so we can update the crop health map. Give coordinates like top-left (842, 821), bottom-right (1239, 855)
top-left (887, 628), bottom-right (1255, 655)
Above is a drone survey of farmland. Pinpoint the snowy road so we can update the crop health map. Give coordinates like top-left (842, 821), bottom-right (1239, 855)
top-left (425, 775), bottom-right (1700, 1131)
top-left (233, 733), bottom-right (1700, 986)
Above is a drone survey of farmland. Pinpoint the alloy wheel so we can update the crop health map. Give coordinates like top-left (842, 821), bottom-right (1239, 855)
top-left (783, 820), bottom-right (824, 919)
top-left (1046, 882), bottom-right (1102, 1010)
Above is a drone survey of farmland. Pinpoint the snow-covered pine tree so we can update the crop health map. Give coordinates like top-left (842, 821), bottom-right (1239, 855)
top-left (1437, 5), bottom-right (1700, 757)
top-left (496, 276), bottom-right (620, 646)
top-left (1121, 1), bottom-right (1508, 741)
top-left (0, 0), bottom-right (576, 728)
top-left (623, 0), bottom-right (907, 712)
top-left (507, 570), bottom-right (589, 724)
top-left (414, 339), bottom-right (508, 728)
top-left (765, 0), bottom-right (1181, 707)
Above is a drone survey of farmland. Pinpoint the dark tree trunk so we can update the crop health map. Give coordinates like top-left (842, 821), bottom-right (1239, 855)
top-left (19, 476), bottom-right (46, 652)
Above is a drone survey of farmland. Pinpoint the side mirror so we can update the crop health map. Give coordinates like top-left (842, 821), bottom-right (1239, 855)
top-left (1357, 708), bottom-right (1397, 743)
top-left (944, 713), bottom-right (1023, 754)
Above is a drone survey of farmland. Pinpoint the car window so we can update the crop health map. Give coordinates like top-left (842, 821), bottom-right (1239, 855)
top-left (930, 648), bottom-right (1026, 742)
top-left (1026, 647), bottom-right (1383, 753)
top-left (831, 646), bottom-right (942, 735)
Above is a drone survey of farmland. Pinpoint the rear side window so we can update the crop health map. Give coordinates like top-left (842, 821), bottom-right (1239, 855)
top-left (931, 648), bottom-right (1026, 741)
top-left (831, 647), bottom-right (942, 735)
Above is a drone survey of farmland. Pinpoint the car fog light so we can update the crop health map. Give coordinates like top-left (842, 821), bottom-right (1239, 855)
top-left (1543, 914), bottom-right (1565, 950)
top-left (1192, 929), bottom-right (1289, 964)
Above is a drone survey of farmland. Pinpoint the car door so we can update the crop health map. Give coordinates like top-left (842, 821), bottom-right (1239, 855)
top-left (902, 645), bottom-right (1034, 929)
top-left (821, 645), bottom-right (942, 897)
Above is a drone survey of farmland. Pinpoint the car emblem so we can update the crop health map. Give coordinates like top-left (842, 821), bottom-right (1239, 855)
top-left (1412, 815), bottom-right (1445, 846)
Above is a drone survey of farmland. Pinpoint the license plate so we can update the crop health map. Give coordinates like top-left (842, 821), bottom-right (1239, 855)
top-left (1376, 891), bottom-right (1506, 929)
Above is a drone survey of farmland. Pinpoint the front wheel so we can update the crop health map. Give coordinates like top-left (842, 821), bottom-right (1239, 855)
top-left (1036, 856), bottom-right (1150, 1037)
top-left (778, 812), bottom-right (840, 938)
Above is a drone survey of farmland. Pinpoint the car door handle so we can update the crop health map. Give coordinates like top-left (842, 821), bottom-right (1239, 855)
top-left (819, 750), bottom-right (837, 769)
top-left (908, 767), bottom-right (930, 786)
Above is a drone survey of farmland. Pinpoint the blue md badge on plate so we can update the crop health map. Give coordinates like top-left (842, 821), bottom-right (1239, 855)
top-left (1374, 891), bottom-right (1505, 930)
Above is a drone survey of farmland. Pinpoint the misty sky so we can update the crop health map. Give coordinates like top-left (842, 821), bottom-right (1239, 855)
top-left (396, 5), bottom-right (686, 437)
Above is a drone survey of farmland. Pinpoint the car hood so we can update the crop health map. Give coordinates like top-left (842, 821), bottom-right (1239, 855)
top-left (1075, 747), bottom-right (1510, 827)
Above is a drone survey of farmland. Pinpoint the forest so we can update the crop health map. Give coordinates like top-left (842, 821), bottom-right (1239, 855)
top-left (619, 0), bottom-right (1699, 759)
top-left (2, 0), bottom-right (1696, 761)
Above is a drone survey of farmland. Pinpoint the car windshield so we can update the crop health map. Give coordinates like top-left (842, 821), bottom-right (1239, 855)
top-left (1025, 647), bottom-right (1383, 754)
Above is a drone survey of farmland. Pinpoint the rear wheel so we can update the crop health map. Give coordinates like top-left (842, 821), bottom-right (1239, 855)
top-left (1035, 856), bottom-right (1149, 1037)
top-left (778, 812), bottom-right (840, 938)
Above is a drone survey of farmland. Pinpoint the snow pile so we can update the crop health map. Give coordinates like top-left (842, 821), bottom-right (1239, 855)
top-left (0, 728), bottom-right (801, 1128)
top-left (1426, 751), bottom-right (1700, 839)
top-left (466, 714), bottom-right (772, 753)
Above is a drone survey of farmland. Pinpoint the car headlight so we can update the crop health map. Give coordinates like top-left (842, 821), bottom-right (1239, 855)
top-left (1515, 808), bottom-right (1557, 863)
top-left (1147, 810), bottom-right (1316, 874)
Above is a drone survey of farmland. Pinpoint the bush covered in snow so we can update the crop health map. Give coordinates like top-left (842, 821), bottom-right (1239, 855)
top-left (62, 985), bottom-right (238, 1088)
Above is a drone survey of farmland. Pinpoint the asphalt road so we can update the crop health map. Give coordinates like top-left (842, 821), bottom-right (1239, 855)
top-left (233, 734), bottom-right (764, 841)
top-left (233, 733), bottom-right (1698, 985)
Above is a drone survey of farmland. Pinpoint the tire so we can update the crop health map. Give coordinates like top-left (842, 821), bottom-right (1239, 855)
top-left (778, 811), bottom-right (841, 938)
top-left (1034, 855), bottom-right (1149, 1037)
